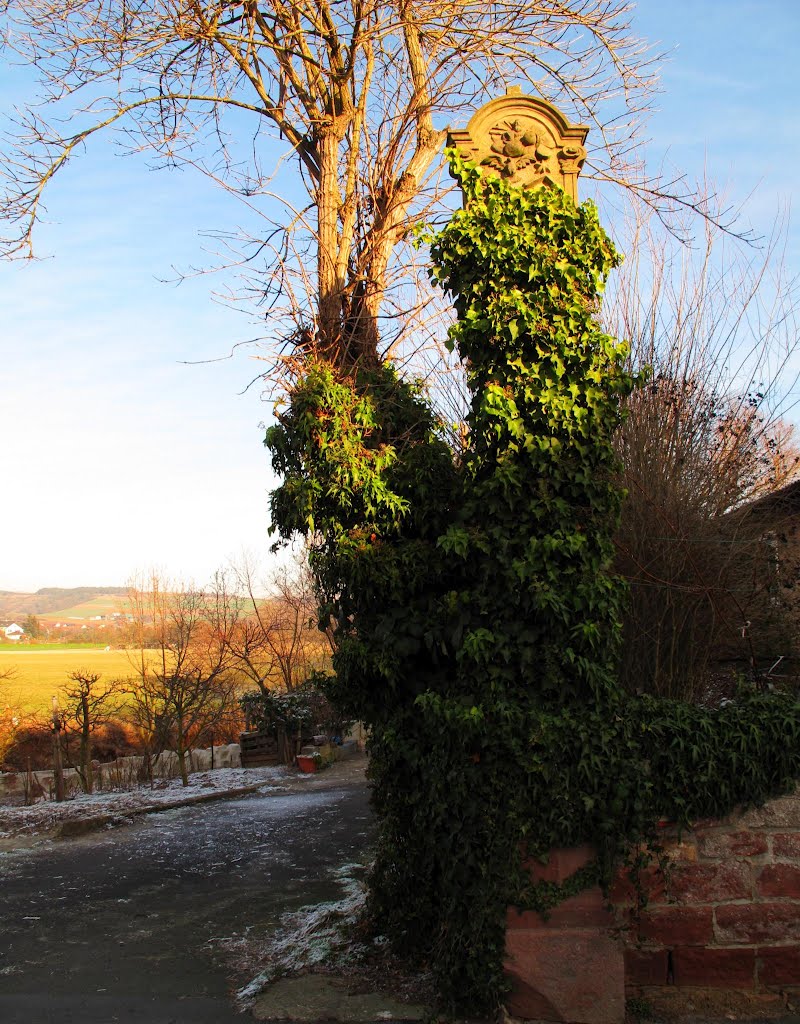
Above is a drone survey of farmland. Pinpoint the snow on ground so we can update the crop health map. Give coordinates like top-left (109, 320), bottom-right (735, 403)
top-left (221, 860), bottom-right (436, 1012)
top-left (227, 862), bottom-right (369, 1006)
top-left (0, 765), bottom-right (291, 839)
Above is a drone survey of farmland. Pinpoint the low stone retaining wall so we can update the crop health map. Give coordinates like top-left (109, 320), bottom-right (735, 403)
top-left (618, 788), bottom-right (800, 999)
top-left (505, 787), bottom-right (800, 1023)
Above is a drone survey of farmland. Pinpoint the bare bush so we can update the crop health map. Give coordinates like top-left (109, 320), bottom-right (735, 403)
top-left (606, 209), bottom-right (800, 699)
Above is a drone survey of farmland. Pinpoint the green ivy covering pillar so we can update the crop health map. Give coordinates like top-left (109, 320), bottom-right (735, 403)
top-left (265, 152), bottom-right (800, 1013)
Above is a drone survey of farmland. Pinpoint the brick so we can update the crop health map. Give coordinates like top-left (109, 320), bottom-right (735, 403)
top-left (505, 927), bottom-right (624, 1024)
top-left (757, 863), bottom-right (800, 899)
top-left (758, 946), bottom-right (800, 986)
top-left (634, 906), bottom-right (714, 947)
top-left (526, 845), bottom-right (595, 885)
top-left (698, 830), bottom-right (769, 860)
top-left (672, 947), bottom-right (756, 989)
top-left (624, 949), bottom-right (669, 987)
top-left (668, 861), bottom-right (751, 903)
top-left (507, 888), bottom-right (613, 930)
top-left (716, 903), bottom-right (800, 944)
top-left (773, 832), bottom-right (800, 859)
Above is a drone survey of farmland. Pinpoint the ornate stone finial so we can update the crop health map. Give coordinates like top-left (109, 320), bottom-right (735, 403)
top-left (448, 89), bottom-right (589, 202)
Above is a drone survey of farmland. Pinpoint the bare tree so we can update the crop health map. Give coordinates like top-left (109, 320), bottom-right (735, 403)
top-left (126, 572), bottom-right (240, 786)
top-left (0, 0), bottom-right (731, 374)
top-left (59, 669), bottom-right (123, 793)
top-left (226, 556), bottom-right (329, 697)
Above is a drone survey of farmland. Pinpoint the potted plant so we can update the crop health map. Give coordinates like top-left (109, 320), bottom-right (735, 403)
top-left (296, 751), bottom-right (321, 774)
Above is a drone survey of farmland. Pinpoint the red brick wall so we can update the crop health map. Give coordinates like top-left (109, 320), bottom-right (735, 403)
top-left (614, 788), bottom-right (800, 997)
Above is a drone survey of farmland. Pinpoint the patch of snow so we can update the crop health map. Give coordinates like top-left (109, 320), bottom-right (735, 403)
top-left (0, 765), bottom-right (290, 839)
top-left (230, 862), bottom-right (368, 1007)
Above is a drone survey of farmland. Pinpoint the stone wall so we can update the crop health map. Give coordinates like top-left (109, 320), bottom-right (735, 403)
top-left (0, 742), bottom-right (242, 803)
top-left (618, 789), bottom-right (800, 998)
top-left (505, 788), bottom-right (800, 1023)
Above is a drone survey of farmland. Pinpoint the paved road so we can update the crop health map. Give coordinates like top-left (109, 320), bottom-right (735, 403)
top-left (0, 761), bottom-right (373, 1024)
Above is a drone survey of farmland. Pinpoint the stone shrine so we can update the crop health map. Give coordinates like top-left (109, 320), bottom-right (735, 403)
top-left (448, 86), bottom-right (589, 202)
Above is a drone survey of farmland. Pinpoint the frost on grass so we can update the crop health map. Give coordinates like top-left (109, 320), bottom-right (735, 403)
top-left (233, 863), bottom-right (370, 1006)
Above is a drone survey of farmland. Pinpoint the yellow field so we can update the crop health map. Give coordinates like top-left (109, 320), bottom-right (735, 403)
top-left (0, 649), bottom-right (141, 716)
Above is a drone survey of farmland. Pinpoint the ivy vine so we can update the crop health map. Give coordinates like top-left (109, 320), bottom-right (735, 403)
top-left (265, 152), bottom-right (800, 1014)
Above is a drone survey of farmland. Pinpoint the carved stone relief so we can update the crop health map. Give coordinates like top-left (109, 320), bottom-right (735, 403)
top-left (448, 88), bottom-right (589, 202)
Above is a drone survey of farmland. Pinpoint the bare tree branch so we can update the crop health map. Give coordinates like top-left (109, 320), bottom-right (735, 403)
top-left (1, 0), bottom-right (706, 372)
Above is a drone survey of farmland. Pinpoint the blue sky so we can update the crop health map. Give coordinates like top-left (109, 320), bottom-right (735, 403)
top-left (1, 1), bottom-right (799, 592)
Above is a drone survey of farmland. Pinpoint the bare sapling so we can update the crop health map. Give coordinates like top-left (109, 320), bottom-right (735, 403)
top-left (59, 670), bottom-right (124, 793)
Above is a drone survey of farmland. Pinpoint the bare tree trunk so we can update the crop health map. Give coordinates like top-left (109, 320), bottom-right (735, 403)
top-left (25, 757), bottom-right (36, 806)
top-left (316, 126), bottom-right (345, 364)
top-left (176, 716), bottom-right (189, 787)
top-left (79, 692), bottom-right (93, 794)
top-left (51, 698), bottom-right (65, 803)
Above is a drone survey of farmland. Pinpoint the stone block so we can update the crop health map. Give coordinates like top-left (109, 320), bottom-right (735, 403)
top-left (668, 861), bottom-right (751, 903)
top-left (698, 830), bottom-right (769, 860)
top-left (672, 947), bottom-right (756, 989)
top-left (507, 887), bottom-right (613, 930)
top-left (505, 926), bottom-right (624, 1024)
top-left (756, 863), bottom-right (800, 899)
top-left (758, 945), bottom-right (800, 986)
top-left (662, 838), bottom-right (699, 863)
top-left (715, 902), bottom-right (800, 944)
top-left (609, 865), bottom-right (666, 906)
top-left (624, 948), bottom-right (669, 987)
top-left (737, 790), bottom-right (800, 829)
top-left (773, 832), bottom-right (800, 859)
top-left (634, 906), bottom-right (714, 947)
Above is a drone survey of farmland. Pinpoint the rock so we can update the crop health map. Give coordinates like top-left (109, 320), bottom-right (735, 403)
top-left (55, 814), bottom-right (116, 838)
top-left (251, 973), bottom-right (428, 1022)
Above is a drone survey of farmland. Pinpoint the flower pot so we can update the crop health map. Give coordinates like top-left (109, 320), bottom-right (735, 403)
top-left (296, 754), bottom-right (318, 774)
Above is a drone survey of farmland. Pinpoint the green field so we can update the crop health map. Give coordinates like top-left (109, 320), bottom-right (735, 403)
top-left (0, 649), bottom-right (140, 715)
top-left (40, 595), bottom-right (131, 620)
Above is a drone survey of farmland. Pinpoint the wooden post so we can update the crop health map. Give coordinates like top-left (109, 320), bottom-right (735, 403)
top-left (51, 695), bottom-right (65, 803)
top-left (25, 756), bottom-right (34, 806)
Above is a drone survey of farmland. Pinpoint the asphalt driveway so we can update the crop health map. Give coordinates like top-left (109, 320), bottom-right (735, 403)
top-left (0, 759), bottom-right (373, 1023)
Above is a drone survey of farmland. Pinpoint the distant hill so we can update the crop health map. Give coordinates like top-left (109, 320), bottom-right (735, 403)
top-left (0, 587), bottom-right (128, 620)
